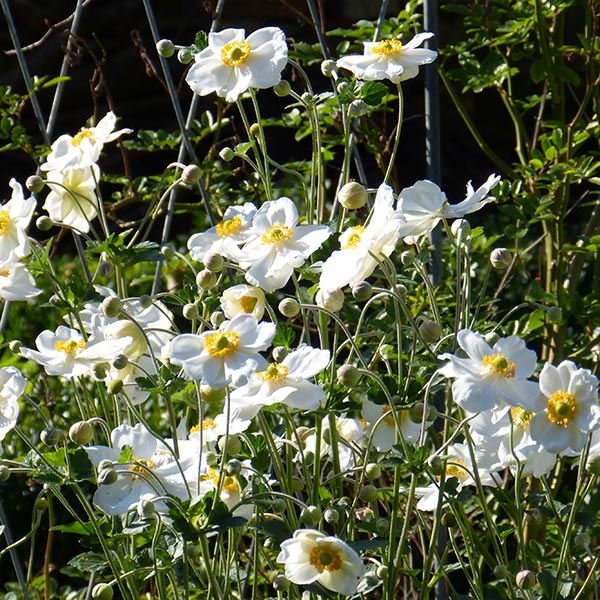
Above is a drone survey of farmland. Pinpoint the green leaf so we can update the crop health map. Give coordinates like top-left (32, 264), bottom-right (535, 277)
top-left (67, 552), bottom-right (109, 573)
top-left (357, 81), bottom-right (388, 106)
top-left (194, 31), bottom-right (208, 52)
top-left (272, 322), bottom-right (296, 348)
top-left (52, 521), bottom-right (95, 536)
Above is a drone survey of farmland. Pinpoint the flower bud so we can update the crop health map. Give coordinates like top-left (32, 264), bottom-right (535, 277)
top-left (34, 496), bottom-right (48, 512)
top-left (225, 458), bottom-right (242, 476)
top-left (279, 298), bottom-right (300, 318)
top-left (301, 92), bottom-right (313, 104)
top-left (112, 354), bottom-right (129, 370)
top-left (440, 511), bottom-right (457, 527)
top-left (365, 462), bottom-right (381, 480)
top-left (186, 544), bottom-right (200, 561)
top-left (272, 346), bottom-right (288, 362)
top-left (352, 281), bottom-right (372, 301)
top-left (575, 532), bottom-right (591, 549)
top-left (218, 434), bottom-right (242, 456)
top-left (98, 468), bottom-right (118, 485)
top-left (315, 288), bottom-right (344, 312)
top-left (300, 505), bottom-right (322, 527)
top-left (92, 583), bottom-right (114, 600)
top-left (400, 250), bottom-right (415, 266)
top-left (40, 427), bottom-right (64, 446)
top-left (494, 564), bottom-right (510, 580)
top-left (8, 340), bottom-right (21, 353)
top-left (209, 311), bottom-right (225, 328)
top-left (427, 455), bottom-right (445, 476)
top-left (393, 284), bottom-right (407, 299)
top-left (0, 465), bottom-right (10, 483)
top-left (219, 147), bottom-right (235, 162)
top-left (200, 384), bottom-right (226, 403)
top-left (337, 81), bottom-right (349, 95)
top-left (324, 508), bottom-right (339, 524)
top-left (177, 47), bottom-right (193, 64)
top-left (181, 164), bottom-right (201, 185)
top-left (272, 574), bottom-right (290, 592)
top-left (484, 332), bottom-right (499, 346)
top-left (69, 421), bottom-right (94, 445)
top-left (182, 303), bottom-right (199, 321)
top-left (418, 319), bottom-right (441, 343)
top-left (451, 218), bottom-right (470, 239)
top-left (321, 59), bottom-right (337, 77)
top-left (349, 99), bottom-right (368, 117)
top-left (337, 364), bottom-right (361, 387)
top-left (196, 269), bottom-right (217, 289)
top-left (337, 181), bottom-right (367, 210)
top-left (97, 261), bottom-right (114, 278)
top-left (364, 573), bottom-right (380, 587)
top-left (204, 252), bottom-right (224, 272)
top-left (137, 498), bottom-right (156, 518)
top-left (376, 565), bottom-right (388, 579)
top-left (36, 215), bottom-right (54, 231)
top-left (108, 379), bottom-right (123, 395)
top-left (138, 294), bottom-right (152, 308)
top-left (98, 459), bottom-right (113, 471)
top-left (515, 570), bottom-right (536, 590)
top-left (359, 484), bottom-right (379, 503)
top-left (100, 296), bottom-right (122, 318)
top-left (490, 247), bottom-right (512, 269)
top-left (26, 175), bottom-right (45, 193)
top-left (273, 80), bottom-right (291, 97)
top-left (408, 402), bottom-right (437, 424)
top-left (376, 517), bottom-right (390, 534)
top-left (249, 123), bottom-right (261, 137)
top-left (585, 455), bottom-right (600, 475)
top-left (272, 498), bottom-right (286, 513)
top-left (156, 39), bottom-right (175, 58)
top-left (290, 476), bottom-right (304, 492)
top-left (160, 245), bottom-right (175, 259)
top-left (546, 306), bottom-right (562, 323)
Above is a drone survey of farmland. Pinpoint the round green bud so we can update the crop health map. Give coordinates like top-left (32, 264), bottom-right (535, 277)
top-left (98, 459), bottom-right (113, 471)
top-left (337, 181), bottom-right (367, 210)
top-left (290, 476), bottom-right (304, 492)
top-left (337, 364), bottom-right (361, 387)
top-left (36, 215), bottom-right (54, 231)
top-left (218, 435), bottom-right (242, 456)
top-left (352, 281), bottom-right (373, 301)
top-left (177, 47), bottom-right (193, 64)
top-left (376, 565), bottom-right (388, 579)
top-left (138, 294), bottom-right (153, 308)
top-left (323, 508), bottom-right (339, 524)
top-left (182, 303), bottom-right (199, 321)
top-left (225, 459), bottom-right (242, 476)
top-left (91, 583), bottom-right (114, 600)
top-left (278, 298), bottom-right (300, 318)
top-left (427, 455), bottom-right (445, 476)
top-left (186, 544), bottom-right (200, 561)
top-left (300, 505), bottom-right (322, 527)
top-left (484, 332), bottom-right (499, 346)
top-left (249, 123), bottom-right (261, 138)
top-left (181, 164), bottom-right (201, 185)
top-left (546, 306), bottom-right (562, 323)
top-left (400, 250), bottom-right (415, 266)
top-left (160, 245), bottom-right (175, 260)
top-left (273, 80), bottom-right (291, 97)
top-left (219, 147), bottom-right (235, 162)
top-left (349, 99), bottom-right (368, 117)
top-left (8, 340), bottom-right (22, 353)
top-left (490, 247), bottom-right (512, 269)
top-left (200, 384), bottom-right (226, 403)
top-left (365, 462), bottom-right (381, 481)
top-left (409, 402), bottom-right (437, 424)
top-left (494, 564), bottom-right (510, 580)
top-left (418, 319), bottom-right (441, 344)
top-left (26, 175), bottom-right (45, 193)
top-left (100, 296), bottom-right (122, 318)
top-left (272, 574), bottom-right (290, 592)
top-left (0, 465), bottom-right (10, 483)
top-left (359, 484), bottom-right (379, 503)
top-left (515, 570), bottom-right (536, 590)
top-left (34, 496), bottom-right (49, 511)
top-left (196, 268), bottom-right (217, 290)
top-left (156, 39), bottom-right (175, 58)
top-left (204, 252), bottom-right (224, 273)
top-left (98, 468), bottom-right (118, 486)
top-left (440, 511), bottom-right (457, 527)
top-left (271, 498), bottom-right (287, 513)
top-left (393, 284), bottom-right (408, 299)
top-left (272, 346), bottom-right (288, 362)
top-left (451, 218), bottom-right (470, 239)
top-left (209, 311), bottom-right (225, 328)
top-left (364, 573), bottom-right (380, 587)
top-left (40, 427), bottom-right (64, 446)
top-left (69, 421), bottom-right (94, 445)
top-left (376, 517), bottom-right (390, 534)
top-left (97, 261), bottom-right (114, 278)
top-left (337, 81), bottom-right (349, 95)
top-left (108, 379), bottom-right (123, 395)
top-left (137, 498), bottom-right (156, 518)
top-left (112, 354), bottom-right (129, 370)
top-left (320, 59), bottom-right (336, 77)
top-left (585, 455), bottom-right (600, 475)
top-left (301, 92), bottom-right (313, 104)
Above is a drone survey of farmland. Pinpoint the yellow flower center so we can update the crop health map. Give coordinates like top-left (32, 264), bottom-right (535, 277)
top-left (438, 459), bottom-right (467, 481)
top-left (372, 39), bottom-right (403, 56)
top-left (342, 225), bottom-right (365, 249)
top-left (309, 543), bottom-right (343, 573)
top-left (221, 40), bottom-right (252, 67)
top-left (0, 268), bottom-right (10, 277)
top-left (261, 223), bottom-right (293, 244)
top-left (55, 339), bottom-right (87, 354)
top-left (382, 406), bottom-right (395, 428)
top-left (0, 210), bottom-right (12, 235)
top-left (240, 295), bottom-right (258, 314)
top-left (204, 330), bottom-right (240, 357)
top-left (482, 353), bottom-right (516, 378)
top-left (72, 128), bottom-right (95, 147)
top-left (222, 475), bottom-right (240, 494)
top-left (216, 216), bottom-right (242, 237)
top-left (131, 456), bottom-right (155, 477)
top-left (189, 419), bottom-right (217, 435)
top-left (547, 391), bottom-right (577, 426)
top-left (257, 362), bottom-right (289, 383)
top-left (201, 466), bottom-right (221, 486)
top-left (510, 407), bottom-right (533, 429)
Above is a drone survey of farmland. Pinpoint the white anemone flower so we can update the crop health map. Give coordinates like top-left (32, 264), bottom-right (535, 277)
top-left (277, 529), bottom-right (365, 595)
top-left (238, 197), bottom-right (331, 293)
top-left (169, 313), bottom-right (276, 388)
top-left (187, 203), bottom-right (256, 264)
top-left (0, 179), bottom-right (36, 262)
top-left (40, 111), bottom-right (131, 172)
top-left (361, 398), bottom-right (420, 452)
top-left (230, 346), bottom-right (330, 420)
top-left (336, 32), bottom-right (437, 83)
top-left (0, 366), bottom-right (26, 443)
top-left (0, 258), bottom-right (40, 301)
top-left (528, 361), bottom-right (600, 454)
top-left (43, 165), bottom-right (100, 233)
top-left (438, 329), bottom-right (539, 413)
top-left (20, 325), bottom-right (133, 378)
top-left (397, 175), bottom-right (501, 244)
top-left (85, 423), bottom-right (192, 515)
top-left (220, 284), bottom-right (266, 321)
top-left (186, 27), bottom-right (288, 103)
top-left (319, 183), bottom-right (404, 295)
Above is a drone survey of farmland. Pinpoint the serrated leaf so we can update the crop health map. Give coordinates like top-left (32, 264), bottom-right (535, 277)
top-left (194, 31), bottom-right (208, 52)
top-left (357, 81), bottom-right (388, 106)
top-left (52, 521), bottom-right (95, 536)
top-left (68, 552), bottom-right (109, 573)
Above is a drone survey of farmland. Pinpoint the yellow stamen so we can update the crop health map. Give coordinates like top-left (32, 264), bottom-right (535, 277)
top-left (438, 459), bottom-right (467, 481)
top-left (547, 391), bottom-right (577, 426)
top-left (0, 268), bottom-right (10, 277)
top-left (240, 295), bottom-right (258, 314)
top-left (309, 544), bottom-right (343, 572)
top-left (261, 223), bottom-right (293, 244)
top-left (482, 353), bottom-right (516, 378)
top-left (222, 476), bottom-right (240, 494)
top-left (216, 216), bottom-right (242, 237)
top-left (257, 362), bottom-right (289, 383)
top-left (372, 39), bottom-right (403, 56)
top-left (510, 407), bottom-right (533, 429)
top-left (55, 339), bottom-right (87, 354)
top-left (204, 330), bottom-right (240, 358)
top-left (131, 456), bottom-right (155, 477)
top-left (221, 40), bottom-right (252, 67)
top-left (342, 225), bottom-right (365, 249)
top-left (72, 129), bottom-right (95, 147)
top-left (381, 406), bottom-right (395, 428)
top-left (0, 210), bottom-right (11, 235)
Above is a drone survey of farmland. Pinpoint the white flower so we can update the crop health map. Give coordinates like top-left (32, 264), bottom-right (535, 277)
top-left (220, 284), bottom-right (266, 321)
top-left (277, 529), bottom-right (365, 595)
top-left (85, 423), bottom-right (192, 515)
top-left (169, 313), bottom-right (276, 388)
top-left (0, 257), bottom-right (40, 301)
top-left (187, 203), bottom-right (256, 264)
top-left (361, 398), bottom-right (420, 452)
top-left (0, 179), bottom-right (36, 262)
top-left (336, 32), bottom-right (437, 83)
top-left (40, 112), bottom-right (131, 172)
top-left (239, 198), bottom-right (331, 293)
top-left (20, 325), bottom-right (133, 378)
top-left (0, 367), bottom-right (26, 443)
top-left (319, 183), bottom-right (404, 294)
top-left (43, 165), bottom-right (100, 233)
top-left (186, 27), bottom-right (288, 103)
top-left (528, 361), bottom-right (600, 454)
top-left (230, 346), bottom-right (330, 419)
top-left (438, 329), bottom-right (539, 413)
top-left (397, 175), bottom-right (501, 243)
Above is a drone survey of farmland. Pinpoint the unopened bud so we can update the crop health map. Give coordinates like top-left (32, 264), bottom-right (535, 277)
top-left (400, 250), bottom-right (415, 266)
top-left (209, 311), bottom-right (225, 327)
top-left (321, 59), bottom-right (336, 77)
top-left (196, 269), bottom-right (217, 289)
top-left (300, 505), bottom-right (322, 526)
top-left (160, 245), bottom-right (175, 259)
top-left (409, 402), bottom-right (437, 424)
top-left (364, 573), bottom-right (380, 587)
top-left (427, 455), bottom-right (445, 476)
top-left (137, 498), bottom-right (156, 518)
top-left (91, 584), bottom-right (114, 600)
top-left (69, 421), bottom-right (94, 445)
top-left (36, 215), bottom-right (54, 231)
top-left (279, 298), bottom-right (300, 318)
top-left (585, 455), bottom-right (600, 475)
top-left (0, 465), bottom-right (10, 482)
top-left (108, 379), bottom-right (123, 395)
top-left (490, 247), bottom-right (512, 269)
top-left (272, 498), bottom-right (286, 513)
top-left (97, 261), bottom-right (114, 278)
top-left (337, 181), bottom-right (367, 210)
top-left (359, 485), bottom-right (379, 503)
top-left (204, 252), bottom-right (224, 272)
top-left (182, 303), bottom-right (199, 321)
top-left (315, 288), bottom-right (344, 312)
top-left (451, 218), bottom-right (470, 239)
top-left (156, 39), bottom-right (175, 58)
top-left (440, 511), bottom-right (457, 527)
top-left (112, 354), bottom-right (128, 370)
top-left (376, 517), bottom-right (390, 534)
top-left (349, 99), bottom-right (368, 117)
top-left (177, 47), bottom-right (193, 64)
top-left (273, 80), bottom-right (291, 97)
top-left (26, 175), bottom-right (44, 193)
top-left (272, 574), bottom-right (290, 592)
top-left (393, 284), bottom-right (407, 299)
top-left (98, 468), bottom-right (118, 485)
top-left (9, 340), bottom-right (21, 353)
top-left (418, 319), bottom-right (441, 343)
top-left (365, 462), bottom-right (381, 480)
top-left (40, 427), bottom-right (64, 446)
top-left (494, 564), bottom-right (510, 580)
top-left (181, 164), bottom-right (201, 185)
top-left (218, 435), bottom-right (242, 456)
top-left (301, 92), bottom-right (313, 104)
top-left (352, 281), bottom-right (372, 301)
top-left (272, 346), bottom-right (288, 362)
top-left (376, 565), bottom-right (388, 579)
top-left (546, 306), bottom-right (562, 323)
top-left (138, 294), bottom-right (152, 308)
top-left (337, 81), bottom-right (349, 95)
top-left (324, 508), bottom-right (339, 524)
top-left (515, 570), bottom-right (536, 590)
top-left (484, 332), bottom-right (499, 346)
top-left (98, 460), bottom-right (113, 471)
top-left (100, 296), bottom-right (122, 318)
top-left (219, 147), bottom-right (235, 162)
top-left (225, 459), bottom-right (242, 476)
top-left (337, 364), bottom-right (361, 387)
top-left (249, 123), bottom-right (261, 137)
